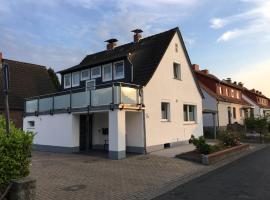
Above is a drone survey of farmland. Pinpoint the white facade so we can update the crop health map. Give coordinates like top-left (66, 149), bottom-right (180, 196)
top-left (143, 33), bottom-right (203, 151)
top-left (242, 94), bottom-right (267, 117)
top-left (23, 30), bottom-right (204, 158)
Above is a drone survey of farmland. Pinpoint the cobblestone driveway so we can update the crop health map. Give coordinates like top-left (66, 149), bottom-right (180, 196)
top-left (30, 151), bottom-right (205, 200)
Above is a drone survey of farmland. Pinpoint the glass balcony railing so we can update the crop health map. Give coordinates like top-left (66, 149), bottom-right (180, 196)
top-left (25, 83), bottom-right (143, 114)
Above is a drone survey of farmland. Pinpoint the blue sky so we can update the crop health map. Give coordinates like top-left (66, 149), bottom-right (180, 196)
top-left (0, 0), bottom-right (270, 96)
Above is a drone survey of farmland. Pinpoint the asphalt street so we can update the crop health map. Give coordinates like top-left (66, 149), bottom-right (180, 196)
top-left (154, 146), bottom-right (270, 200)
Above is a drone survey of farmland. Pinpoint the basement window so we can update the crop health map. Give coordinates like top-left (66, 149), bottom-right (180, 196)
top-left (27, 121), bottom-right (35, 129)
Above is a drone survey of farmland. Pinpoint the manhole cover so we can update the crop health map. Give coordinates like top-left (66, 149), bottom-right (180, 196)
top-left (63, 184), bottom-right (86, 191)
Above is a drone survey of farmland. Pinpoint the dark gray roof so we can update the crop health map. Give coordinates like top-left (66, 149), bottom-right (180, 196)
top-left (0, 59), bottom-right (57, 110)
top-left (59, 27), bottom-right (203, 97)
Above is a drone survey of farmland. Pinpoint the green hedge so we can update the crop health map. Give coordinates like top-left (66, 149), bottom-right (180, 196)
top-left (0, 116), bottom-right (34, 191)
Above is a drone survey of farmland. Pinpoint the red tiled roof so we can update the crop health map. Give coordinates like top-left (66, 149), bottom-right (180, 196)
top-left (242, 88), bottom-right (270, 109)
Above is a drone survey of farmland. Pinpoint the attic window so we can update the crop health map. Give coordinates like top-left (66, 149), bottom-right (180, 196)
top-left (64, 74), bottom-right (71, 89)
top-left (175, 43), bottom-right (178, 53)
top-left (81, 69), bottom-right (90, 81)
top-left (173, 62), bottom-right (181, 80)
top-left (91, 66), bottom-right (101, 78)
top-left (114, 61), bottom-right (124, 80)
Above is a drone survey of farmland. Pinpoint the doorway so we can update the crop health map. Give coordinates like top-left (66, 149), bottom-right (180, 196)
top-left (227, 107), bottom-right (232, 125)
top-left (79, 114), bottom-right (93, 151)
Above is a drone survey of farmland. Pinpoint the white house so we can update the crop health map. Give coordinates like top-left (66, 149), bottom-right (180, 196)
top-left (193, 65), bottom-right (253, 132)
top-left (23, 27), bottom-right (203, 159)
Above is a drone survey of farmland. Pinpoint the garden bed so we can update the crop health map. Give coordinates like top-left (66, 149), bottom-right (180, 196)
top-left (176, 144), bottom-right (250, 165)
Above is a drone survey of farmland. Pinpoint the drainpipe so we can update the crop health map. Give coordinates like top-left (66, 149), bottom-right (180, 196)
top-left (127, 53), bottom-right (134, 82)
top-left (142, 108), bottom-right (147, 154)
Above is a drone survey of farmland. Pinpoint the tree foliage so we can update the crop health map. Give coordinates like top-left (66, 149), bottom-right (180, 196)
top-left (47, 68), bottom-right (60, 89)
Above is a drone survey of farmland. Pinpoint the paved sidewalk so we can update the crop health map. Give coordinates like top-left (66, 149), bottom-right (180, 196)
top-left (150, 144), bottom-right (195, 158)
top-left (30, 144), bottom-right (266, 200)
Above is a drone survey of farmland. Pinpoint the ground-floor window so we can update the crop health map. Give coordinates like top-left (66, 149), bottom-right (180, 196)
top-left (184, 104), bottom-right (196, 122)
top-left (161, 102), bottom-right (170, 121)
top-left (233, 107), bottom-right (236, 119)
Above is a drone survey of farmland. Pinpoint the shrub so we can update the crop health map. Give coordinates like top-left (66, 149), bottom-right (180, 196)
top-left (0, 116), bottom-right (34, 192)
top-left (218, 131), bottom-right (240, 147)
top-left (189, 135), bottom-right (212, 154)
top-left (245, 117), bottom-right (268, 134)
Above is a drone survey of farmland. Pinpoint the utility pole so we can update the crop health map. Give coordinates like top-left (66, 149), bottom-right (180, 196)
top-left (1, 54), bottom-right (10, 134)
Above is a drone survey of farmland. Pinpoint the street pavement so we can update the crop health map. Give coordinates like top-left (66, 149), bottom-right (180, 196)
top-left (154, 146), bottom-right (270, 200)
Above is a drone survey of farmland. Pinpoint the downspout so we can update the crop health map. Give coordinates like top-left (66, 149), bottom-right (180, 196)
top-left (127, 53), bottom-right (134, 83)
top-left (127, 53), bottom-right (147, 154)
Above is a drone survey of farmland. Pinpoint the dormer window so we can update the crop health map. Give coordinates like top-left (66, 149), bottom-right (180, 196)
top-left (102, 63), bottom-right (112, 82)
top-left (91, 66), bottom-right (101, 78)
top-left (64, 74), bottom-right (71, 89)
top-left (114, 61), bottom-right (124, 80)
top-left (72, 72), bottom-right (80, 87)
top-left (81, 69), bottom-right (90, 81)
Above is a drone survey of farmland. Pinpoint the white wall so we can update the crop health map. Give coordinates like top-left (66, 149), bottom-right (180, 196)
top-left (92, 112), bottom-right (108, 145)
top-left (143, 32), bottom-right (203, 147)
top-left (218, 102), bottom-right (246, 126)
top-left (242, 95), bottom-right (260, 117)
top-left (126, 111), bottom-right (144, 147)
top-left (23, 114), bottom-right (79, 148)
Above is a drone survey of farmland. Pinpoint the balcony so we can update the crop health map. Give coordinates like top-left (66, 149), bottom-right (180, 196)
top-left (25, 82), bottom-right (144, 115)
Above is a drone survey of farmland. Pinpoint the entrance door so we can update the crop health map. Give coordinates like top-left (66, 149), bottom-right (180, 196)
top-left (79, 115), bottom-right (93, 151)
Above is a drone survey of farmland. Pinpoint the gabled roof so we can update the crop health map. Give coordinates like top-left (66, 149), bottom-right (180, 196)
top-left (58, 27), bottom-right (204, 97)
top-left (242, 88), bottom-right (270, 109)
top-left (0, 59), bottom-right (57, 110)
top-left (194, 70), bottom-right (251, 106)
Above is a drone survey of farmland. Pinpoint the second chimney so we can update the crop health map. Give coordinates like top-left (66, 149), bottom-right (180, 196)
top-left (105, 38), bottom-right (118, 50)
top-left (192, 64), bottom-right (200, 71)
top-left (131, 29), bottom-right (143, 43)
top-left (226, 78), bottom-right (232, 83)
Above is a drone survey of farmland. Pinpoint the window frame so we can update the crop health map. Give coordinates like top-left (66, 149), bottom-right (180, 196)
top-left (81, 69), bottom-right (90, 81)
top-left (102, 63), bottom-right (113, 82)
top-left (72, 71), bottom-right (80, 87)
top-left (91, 66), bottom-right (101, 79)
top-left (63, 73), bottom-right (71, 89)
top-left (183, 104), bottom-right (197, 123)
top-left (173, 62), bottom-right (181, 80)
top-left (113, 60), bottom-right (125, 80)
top-left (161, 102), bottom-right (170, 122)
top-left (27, 121), bottom-right (35, 129)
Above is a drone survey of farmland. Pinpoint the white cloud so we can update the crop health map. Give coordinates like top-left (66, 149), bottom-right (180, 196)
top-left (211, 0), bottom-right (270, 42)
top-left (210, 18), bottom-right (227, 29)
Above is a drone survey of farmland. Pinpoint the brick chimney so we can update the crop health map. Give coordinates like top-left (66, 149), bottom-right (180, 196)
top-left (192, 64), bottom-right (200, 71)
top-left (226, 78), bottom-right (232, 83)
top-left (105, 38), bottom-right (118, 50)
top-left (131, 29), bottom-right (143, 43)
top-left (201, 69), bottom-right (209, 74)
top-left (238, 82), bottom-right (244, 87)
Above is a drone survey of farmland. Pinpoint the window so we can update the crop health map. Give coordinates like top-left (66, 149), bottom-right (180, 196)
top-left (114, 61), bottom-right (124, 80)
top-left (81, 69), bottom-right (90, 81)
top-left (236, 91), bottom-right (240, 99)
top-left (233, 107), bottom-right (236, 119)
top-left (161, 102), bottom-right (170, 121)
top-left (219, 86), bottom-right (222, 94)
top-left (240, 108), bottom-right (243, 117)
top-left (86, 79), bottom-right (96, 91)
top-left (173, 62), bottom-right (181, 79)
top-left (184, 105), bottom-right (196, 122)
top-left (64, 73), bottom-right (71, 89)
top-left (175, 43), bottom-right (178, 52)
top-left (91, 66), bottom-right (101, 78)
top-left (231, 89), bottom-right (235, 98)
top-left (225, 88), bottom-right (228, 96)
top-left (72, 72), bottom-right (80, 87)
top-left (27, 121), bottom-right (35, 129)
top-left (102, 64), bottom-right (112, 82)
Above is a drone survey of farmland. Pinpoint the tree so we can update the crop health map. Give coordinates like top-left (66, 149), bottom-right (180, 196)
top-left (47, 68), bottom-right (60, 89)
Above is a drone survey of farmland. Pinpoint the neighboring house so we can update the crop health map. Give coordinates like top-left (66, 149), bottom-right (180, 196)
top-left (0, 53), bottom-right (57, 128)
top-left (242, 88), bottom-right (270, 117)
top-left (23, 27), bottom-right (204, 159)
top-left (193, 64), bottom-right (252, 130)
